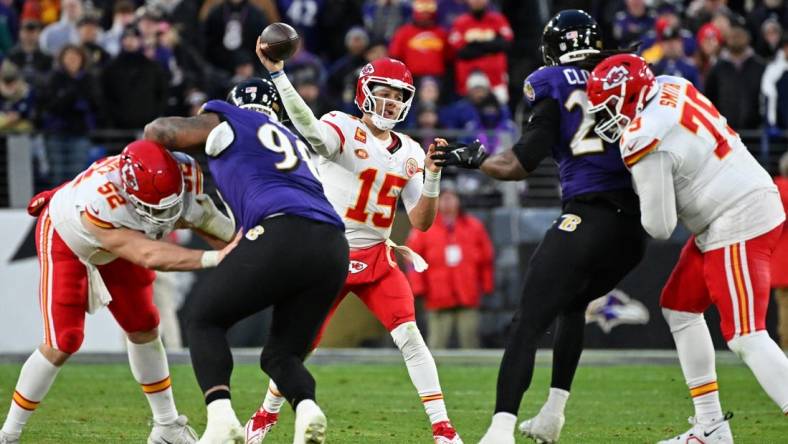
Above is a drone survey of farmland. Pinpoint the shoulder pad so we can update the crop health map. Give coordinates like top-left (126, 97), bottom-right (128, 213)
top-left (200, 100), bottom-right (237, 117)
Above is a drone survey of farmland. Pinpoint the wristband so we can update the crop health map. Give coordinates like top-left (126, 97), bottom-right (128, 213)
top-left (422, 169), bottom-right (441, 198)
top-left (270, 70), bottom-right (285, 79)
top-left (200, 250), bottom-right (220, 268)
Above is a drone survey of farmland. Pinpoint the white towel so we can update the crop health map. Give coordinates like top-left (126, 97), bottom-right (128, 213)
top-left (385, 238), bottom-right (429, 272)
top-left (81, 260), bottom-right (112, 314)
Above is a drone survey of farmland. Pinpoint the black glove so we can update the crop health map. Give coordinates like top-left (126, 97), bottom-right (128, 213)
top-left (431, 140), bottom-right (488, 169)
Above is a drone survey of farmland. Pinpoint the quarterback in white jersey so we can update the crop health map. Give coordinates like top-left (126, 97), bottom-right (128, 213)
top-left (0, 141), bottom-right (237, 444)
top-left (588, 54), bottom-right (787, 444)
top-left (253, 46), bottom-right (462, 444)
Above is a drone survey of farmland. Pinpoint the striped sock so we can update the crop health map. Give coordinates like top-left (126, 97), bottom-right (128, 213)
top-left (127, 337), bottom-right (178, 424)
top-left (1, 349), bottom-right (60, 437)
top-left (690, 381), bottom-right (723, 424)
top-left (421, 392), bottom-right (448, 424)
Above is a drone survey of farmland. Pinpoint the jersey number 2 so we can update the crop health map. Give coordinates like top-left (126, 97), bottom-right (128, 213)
top-left (257, 123), bottom-right (321, 178)
top-left (346, 168), bottom-right (408, 228)
top-left (564, 90), bottom-right (605, 156)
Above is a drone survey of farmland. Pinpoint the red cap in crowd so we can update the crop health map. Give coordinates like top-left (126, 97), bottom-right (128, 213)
top-left (697, 23), bottom-right (722, 46)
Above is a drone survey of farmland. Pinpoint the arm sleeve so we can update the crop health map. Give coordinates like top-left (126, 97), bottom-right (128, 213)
top-left (271, 74), bottom-right (342, 158)
top-left (401, 170), bottom-right (424, 212)
top-left (631, 150), bottom-right (678, 240)
top-left (511, 97), bottom-right (560, 172)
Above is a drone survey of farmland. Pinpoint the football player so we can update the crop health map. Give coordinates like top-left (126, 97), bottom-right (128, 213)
top-left (587, 54), bottom-right (787, 443)
top-left (432, 10), bottom-right (648, 444)
top-left (251, 42), bottom-right (463, 443)
top-left (144, 77), bottom-right (349, 444)
top-left (0, 141), bottom-right (238, 444)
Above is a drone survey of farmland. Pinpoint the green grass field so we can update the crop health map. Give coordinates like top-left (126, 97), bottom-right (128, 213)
top-left (0, 362), bottom-right (786, 443)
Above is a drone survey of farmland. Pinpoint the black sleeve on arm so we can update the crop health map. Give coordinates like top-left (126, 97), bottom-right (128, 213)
top-left (511, 97), bottom-right (561, 172)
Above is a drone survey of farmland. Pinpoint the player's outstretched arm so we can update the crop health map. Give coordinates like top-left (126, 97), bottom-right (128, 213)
top-left (630, 151), bottom-right (677, 240)
top-left (406, 139), bottom-right (444, 231)
top-left (82, 214), bottom-right (240, 271)
top-left (256, 38), bottom-right (342, 158)
top-left (143, 114), bottom-right (222, 151)
top-left (432, 140), bottom-right (528, 180)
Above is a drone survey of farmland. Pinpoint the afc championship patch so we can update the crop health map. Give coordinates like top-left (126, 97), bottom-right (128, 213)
top-left (354, 127), bottom-right (367, 143)
top-left (245, 225), bottom-right (265, 241)
top-left (405, 158), bottom-right (419, 177)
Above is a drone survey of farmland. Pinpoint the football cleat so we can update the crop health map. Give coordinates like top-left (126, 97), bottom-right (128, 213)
top-left (148, 415), bottom-right (198, 444)
top-left (519, 411), bottom-right (565, 443)
top-left (293, 401), bottom-right (326, 444)
top-left (244, 408), bottom-right (279, 443)
top-left (432, 420), bottom-right (463, 443)
top-left (478, 426), bottom-right (515, 444)
top-left (0, 431), bottom-right (19, 444)
top-left (198, 416), bottom-right (245, 444)
top-left (658, 412), bottom-right (734, 444)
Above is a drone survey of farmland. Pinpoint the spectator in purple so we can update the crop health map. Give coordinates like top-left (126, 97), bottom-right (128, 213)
top-left (612, 0), bottom-right (655, 48)
top-left (705, 18), bottom-right (766, 130)
top-left (39, 0), bottom-right (82, 56)
top-left (362, 0), bottom-right (411, 43)
top-left (7, 18), bottom-right (52, 88)
top-left (276, 0), bottom-right (327, 54)
top-left (203, 0), bottom-right (268, 75)
top-left (41, 44), bottom-right (101, 185)
top-left (440, 71), bottom-right (516, 154)
top-left (138, 8), bottom-right (174, 74)
top-left (651, 25), bottom-right (701, 87)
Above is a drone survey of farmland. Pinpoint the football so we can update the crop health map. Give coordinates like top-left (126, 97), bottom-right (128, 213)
top-left (259, 22), bottom-right (301, 62)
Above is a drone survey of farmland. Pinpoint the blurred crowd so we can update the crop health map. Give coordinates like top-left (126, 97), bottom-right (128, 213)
top-left (0, 0), bottom-right (788, 187)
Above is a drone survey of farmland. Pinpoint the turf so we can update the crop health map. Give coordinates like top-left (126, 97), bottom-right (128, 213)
top-left (0, 362), bottom-right (785, 443)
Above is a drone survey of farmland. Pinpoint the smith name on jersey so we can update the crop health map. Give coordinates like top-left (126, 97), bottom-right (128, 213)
top-left (621, 75), bottom-right (784, 250)
top-left (524, 65), bottom-right (632, 200)
top-left (201, 100), bottom-right (343, 232)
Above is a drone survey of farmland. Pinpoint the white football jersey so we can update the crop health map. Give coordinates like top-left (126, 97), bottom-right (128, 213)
top-left (621, 76), bottom-right (784, 250)
top-left (47, 153), bottom-right (205, 265)
top-left (318, 111), bottom-right (426, 248)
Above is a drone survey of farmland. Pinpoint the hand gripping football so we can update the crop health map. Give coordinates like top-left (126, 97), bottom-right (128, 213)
top-left (259, 22), bottom-right (301, 62)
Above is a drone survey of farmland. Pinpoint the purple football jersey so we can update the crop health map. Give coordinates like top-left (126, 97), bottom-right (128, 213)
top-left (524, 66), bottom-right (632, 201)
top-left (201, 100), bottom-right (343, 230)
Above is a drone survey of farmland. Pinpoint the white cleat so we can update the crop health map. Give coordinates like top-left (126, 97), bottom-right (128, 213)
top-left (0, 431), bottom-right (19, 444)
top-left (149, 415), bottom-right (198, 444)
top-left (478, 427), bottom-right (515, 444)
top-left (518, 411), bottom-right (565, 443)
top-left (658, 413), bottom-right (734, 444)
top-left (293, 400), bottom-right (327, 444)
top-left (198, 417), bottom-right (245, 444)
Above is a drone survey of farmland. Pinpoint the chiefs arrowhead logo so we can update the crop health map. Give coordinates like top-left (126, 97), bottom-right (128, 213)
top-left (360, 63), bottom-right (375, 76)
top-left (349, 260), bottom-right (368, 274)
top-left (602, 66), bottom-right (630, 91)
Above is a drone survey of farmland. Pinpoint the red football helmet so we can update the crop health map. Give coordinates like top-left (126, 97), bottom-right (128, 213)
top-left (586, 54), bottom-right (658, 143)
top-left (355, 57), bottom-right (416, 131)
top-left (119, 140), bottom-right (184, 226)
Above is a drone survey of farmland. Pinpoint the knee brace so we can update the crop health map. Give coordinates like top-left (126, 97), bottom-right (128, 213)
top-left (662, 308), bottom-right (705, 333)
